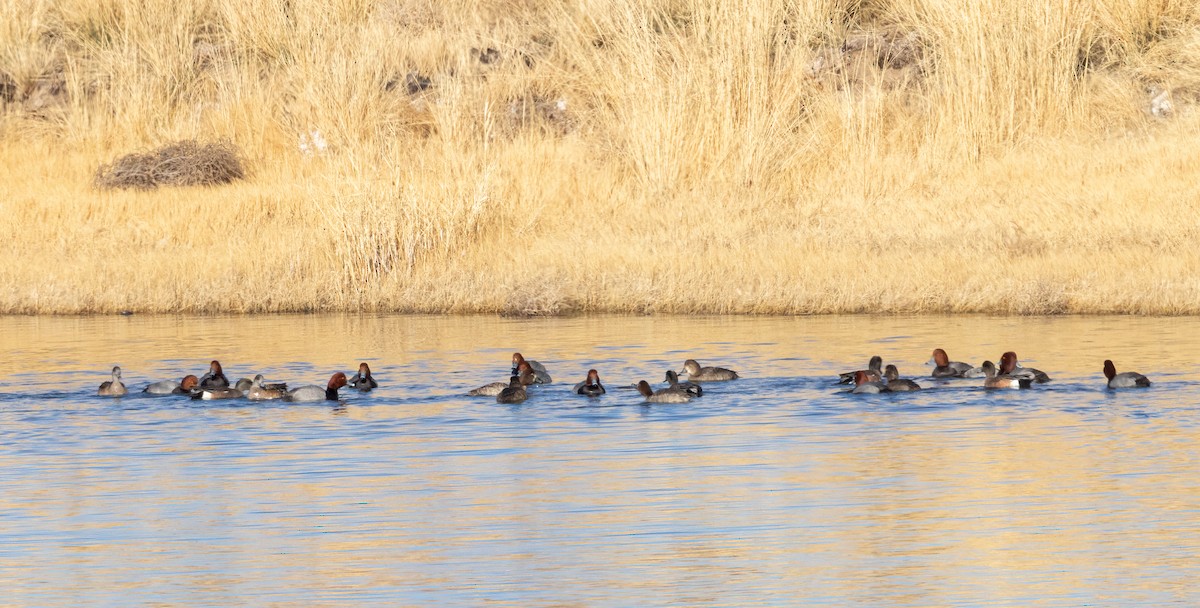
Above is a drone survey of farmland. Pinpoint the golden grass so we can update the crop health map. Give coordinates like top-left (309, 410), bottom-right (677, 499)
top-left (2, 0), bottom-right (1199, 314)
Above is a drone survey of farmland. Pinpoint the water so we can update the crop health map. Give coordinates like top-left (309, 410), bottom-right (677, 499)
top-left (2, 314), bottom-right (1199, 606)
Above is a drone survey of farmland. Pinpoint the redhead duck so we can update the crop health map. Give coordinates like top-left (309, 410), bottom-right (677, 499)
top-left (347, 362), bottom-right (378, 391)
top-left (883, 365), bottom-right (922, 391)
top-left (850, 370), bottom-right (889, 394)
top-left (573, 369), bottom-right (606, 396)
top-left (680, 359), bottom-right (739, 382)
top-left (199, 360), bottom-right (230, 389)
top-left (496, 376), bottom-right (528, 403)
top-left (999, 352), bottom-right (1050, 383)
top-left (192, 386), bottom-right (244, 400)
top-left (664, 370), bottom-right (703, 397)
top-left (512, 353), bottom-right (551, 384)
top-left (284, 372), bottom-right (348, 402)
top-left (637, 380), bottom-right (692, 403)
top-left (98, 366), bottom-right (128, 396)
top-left (928, 349), bottom-right (973, 378)
top-left (512, 352), bottom-right (548, 373)
top-left (144, 374), bottom-right (199, 396)
top-left (838, 356), bottom-right (882, 384)
top-left (1104, 360), bottom-right (1150, 388)
top-left (982, 360), bottom-right (1031, 390)
top-left (246, 374), bottom-right (288, 401)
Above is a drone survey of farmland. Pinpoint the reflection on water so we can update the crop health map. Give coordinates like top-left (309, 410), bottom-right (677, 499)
top-left (2, 314), bottom-right (1199, 606)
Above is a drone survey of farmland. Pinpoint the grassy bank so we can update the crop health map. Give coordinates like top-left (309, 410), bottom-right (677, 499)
top-left (2, 0), bottom-right (1199, 314)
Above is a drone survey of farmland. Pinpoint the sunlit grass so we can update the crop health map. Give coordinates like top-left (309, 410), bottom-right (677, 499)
top-left (2, 0), bottom-right (1198, 314)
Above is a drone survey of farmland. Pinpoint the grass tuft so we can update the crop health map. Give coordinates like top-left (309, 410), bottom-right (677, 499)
top-left (94, 140), bottom-right (245, 190)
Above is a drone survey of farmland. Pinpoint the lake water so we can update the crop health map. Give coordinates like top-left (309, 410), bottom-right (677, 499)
top-left (2, 314), bottom-right (1199, 606)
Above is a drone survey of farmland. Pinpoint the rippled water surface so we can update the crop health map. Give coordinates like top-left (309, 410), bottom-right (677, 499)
top-left (3, 314), bottom-right (1200, 606)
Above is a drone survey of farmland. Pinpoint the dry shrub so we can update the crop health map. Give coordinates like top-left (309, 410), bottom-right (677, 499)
top-left (806, 24), bottom-right (927, 92)
top-left (94, 140), bottom-right (245, 190)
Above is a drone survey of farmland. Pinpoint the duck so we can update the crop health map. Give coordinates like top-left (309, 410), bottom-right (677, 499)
top-left (143, 374), bottom-right (199, 396)
top-left (679, 359), bottom-right (739, 382)
top-left (347, 362), bottom-right (378, 391)
top-left (469, 362), bottom-right (539, 395)
top-left (512, 352), bottom-right (548, 373)
top-left (512, 353), bottom-right (551, 384)
top-left (999, 351), bottom-right (1050, 383)
top-left (636, 380), bottom-right (692, 403)
top-left (235, 376), bottom-right (286, 393)
top-left (246, 374), bottom-right (288, 401)
top-left (1103, 360), bottom-right (1150, 388)
top-left (883, 365), bottom-right (922, 391)
top-left (496, 376), bottom-right (527, 403)
top-left (468, 381), bottom-right (509, 396)
top-left (192, 385), bottom-right (244, 400)
top-left (928, 348), bottom-right (973, 378)
top-left (573, 369), bottom-right (606, 396)
top-left (664, 370), bottom-right (703, 397)
top-left (982, 360), bottom-right (1031, 389)
top-left (961, 364), bottom-right (989, 379)
top-left (850, 370), bottom-right (890, 394)
top-left (98, 366), bottom-right (127, 396)
top-left (284, 372), bottom-right (348, 402)
top-left (838, 356), bottom-right (882, 384)
top-left (198, 360), bottom-right (230, 389)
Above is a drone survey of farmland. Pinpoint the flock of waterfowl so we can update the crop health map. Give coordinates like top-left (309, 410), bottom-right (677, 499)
top-left (95, 348), bottom-right (1151, 403)
top-left (462, 354), bottom-right (738, 404)
top-left (834, 348), bottom-right (1147, 393)
top-left (96, 361), bottom-right (376, 401)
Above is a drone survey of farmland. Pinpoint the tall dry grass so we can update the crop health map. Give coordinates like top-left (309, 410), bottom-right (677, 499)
top-left (1, 0), bottom-right (1199, 314)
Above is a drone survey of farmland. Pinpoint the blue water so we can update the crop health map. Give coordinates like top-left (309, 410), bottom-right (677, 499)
top-left (2, 314), bottom-right (1199, 606)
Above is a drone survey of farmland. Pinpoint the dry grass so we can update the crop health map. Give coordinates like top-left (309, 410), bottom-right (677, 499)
top-left (1, 0), bottom-right (1199, 314)
top-left (94, 140), bottom-right (244, 189)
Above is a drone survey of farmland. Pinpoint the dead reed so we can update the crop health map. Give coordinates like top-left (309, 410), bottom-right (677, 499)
top-left (94, 140), bottom-right (244, 190)
top-left (1, 0), bottom-right (1198, 314)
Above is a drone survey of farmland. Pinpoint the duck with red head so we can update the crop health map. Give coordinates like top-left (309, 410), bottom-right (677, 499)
top-left (983, 359), bottom-right (1031, 389)
top-left (850, 370), bottom-right (890, 394)
top-left (511, 353), bottom-right (551, 384)
top-left (999, 351), bottom-right (1050, 383)
top-left (348, 362), bottom-right (378, 391)
top-left (284, 372), bottom-right (348, 402)
top-left (470, 363), bottom-right (537, 395)
top-left (928, 349), bottom-right (973, 378)
top-left (199, 360), bottom-right (230, 389)
top-left (144, 374), bottom-right (199, 396)
top-left (573, 369), bottom-right (606, 397)
top-left (1104, 360), bottom-right (1150, 389)
top-left (838, 356), bottom-right (882, 384)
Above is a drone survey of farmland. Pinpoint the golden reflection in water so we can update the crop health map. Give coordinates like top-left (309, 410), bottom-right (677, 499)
top-left (1, 314), bottom-right (1199, 605)
top-left (1, 313), bottom-right (1197, 383)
